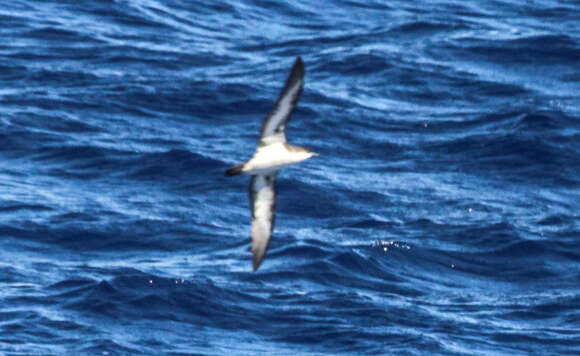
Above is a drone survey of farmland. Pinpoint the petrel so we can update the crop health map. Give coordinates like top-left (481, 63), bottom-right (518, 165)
top-left (225, 57), bottom-right (317, 271)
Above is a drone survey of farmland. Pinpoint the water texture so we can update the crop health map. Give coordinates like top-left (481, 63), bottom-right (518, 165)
top-left (1, 0), bottom-right (579, 354)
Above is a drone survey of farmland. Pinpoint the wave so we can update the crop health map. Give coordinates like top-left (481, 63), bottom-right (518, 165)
top-left (1, 0), bottom-right (579, 354)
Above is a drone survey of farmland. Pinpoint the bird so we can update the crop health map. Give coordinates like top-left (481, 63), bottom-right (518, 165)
top-left (224, 57), bottom-right (318, 271)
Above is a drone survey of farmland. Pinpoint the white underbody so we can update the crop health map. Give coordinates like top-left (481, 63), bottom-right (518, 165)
top-left (242, 142), bottom-right (315, 175)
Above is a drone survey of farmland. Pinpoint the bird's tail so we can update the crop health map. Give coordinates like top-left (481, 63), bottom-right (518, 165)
top-left (225, 163), bottom-right (244, 177)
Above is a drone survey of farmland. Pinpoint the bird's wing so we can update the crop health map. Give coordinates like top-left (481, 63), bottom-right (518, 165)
top-left (249, 173), bottom-right (277, 271)
top-left (259, 57), bottom-right (305, 146)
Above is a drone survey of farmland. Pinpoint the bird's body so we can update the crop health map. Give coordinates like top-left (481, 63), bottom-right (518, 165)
top-left (225, 57), bottom-right (316, 271)
top-left (229, 142), bottom-right (316, 176)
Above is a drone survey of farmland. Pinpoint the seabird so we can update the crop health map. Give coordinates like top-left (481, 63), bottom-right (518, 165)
top-left (225, 57), bottom-right (317, 271)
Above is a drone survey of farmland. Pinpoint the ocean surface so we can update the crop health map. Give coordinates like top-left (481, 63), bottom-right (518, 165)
top-left (1, 0), bottom-right (579, 354)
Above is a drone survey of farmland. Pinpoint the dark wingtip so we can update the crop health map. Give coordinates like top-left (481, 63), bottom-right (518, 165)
top-left (252, 260), bottom-right (262, 272)
top-left (252, 249), bottom-right (264, 271)
top-left (292, 56), bottom-right (305, 78)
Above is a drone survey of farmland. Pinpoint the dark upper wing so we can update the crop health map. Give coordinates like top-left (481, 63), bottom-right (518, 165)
top-left (249, 174), bottom-right (277, 271)
top-left (259, 57), bottom-right (305, 146)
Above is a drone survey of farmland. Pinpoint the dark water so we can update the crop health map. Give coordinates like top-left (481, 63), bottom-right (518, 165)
top-left (1, 0), bottom-right (579, 354)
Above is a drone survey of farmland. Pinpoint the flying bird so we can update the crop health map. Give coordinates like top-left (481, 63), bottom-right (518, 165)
top-left (225, 57), bottom-right (317, 271)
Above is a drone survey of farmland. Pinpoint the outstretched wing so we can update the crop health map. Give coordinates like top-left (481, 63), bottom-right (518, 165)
top-left (259, 57), bottom-right (305, 146)
top-left (249, 174), bottom-right (277, 271)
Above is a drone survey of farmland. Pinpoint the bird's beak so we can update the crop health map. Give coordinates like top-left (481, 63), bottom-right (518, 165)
top-left (311, 152), bottom-right (320, 157)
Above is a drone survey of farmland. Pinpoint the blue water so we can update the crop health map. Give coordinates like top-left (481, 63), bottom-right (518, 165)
top-left (1, 0), bottom-right (579, 354)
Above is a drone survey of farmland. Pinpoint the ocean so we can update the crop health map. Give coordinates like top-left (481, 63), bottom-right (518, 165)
top-left (1, 0), bottom-right (579, 354)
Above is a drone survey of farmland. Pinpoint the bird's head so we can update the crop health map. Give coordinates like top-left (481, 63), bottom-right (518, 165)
top-left (286, 144), bottom-right (319, 160)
